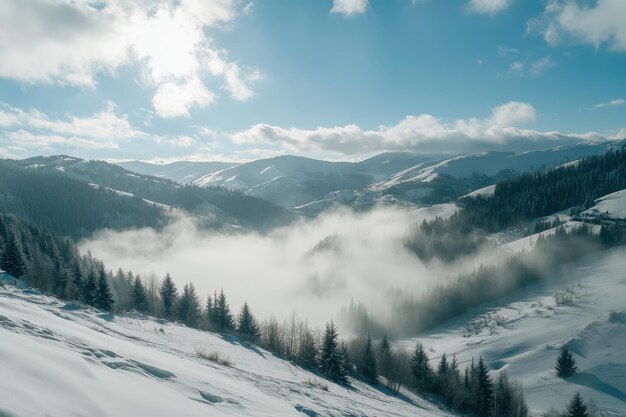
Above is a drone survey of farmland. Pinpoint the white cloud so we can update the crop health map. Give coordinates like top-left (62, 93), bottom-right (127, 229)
top-left (0, 0), bottom-right (258, 118)
top-left (509, 61), bottom-right (525, 75)
top-left (0, 101), bottom-right (142, 140)
top-left (230, 102), bottom-right (610, 155)
top-left (530, 56), bottom-right (556, 75)
top-left (152, 78), bottom-right (215, 119)
top-left (6, 130), bottom-right (119, 150)
top-left (531, 0), bottom-right (626, 52)
top-left (488, 101), bottom-right (536, 126)
top-left (594, 98), bottom-right (625, 108)
top-left (331, 0), bottom-right (368, 16)
top-left (467, 0), bottom-right (512, 15)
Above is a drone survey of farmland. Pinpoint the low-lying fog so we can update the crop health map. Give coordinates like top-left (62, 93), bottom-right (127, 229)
top-left (79, 206), bottom-right (492, 330)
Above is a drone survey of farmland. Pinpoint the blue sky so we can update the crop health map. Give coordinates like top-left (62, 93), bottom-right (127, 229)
top-left (0, 0), bottom-right (625, 162)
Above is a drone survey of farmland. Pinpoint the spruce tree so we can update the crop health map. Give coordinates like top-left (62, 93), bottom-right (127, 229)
top-left (237, 302), bottom-right (260, 342)
top-left (215, 289), bottom-right (235, 332)
top-left (177, 283), bottom-right (200, 327)
top-left (410, 342), bottom-right (432, 390)
top-left (474, 357), bottom-right (494, 417)
top-left (566, 393), bottom-right (588, 417)
top-left (319, 321), bottom-right (347, 384)
top-left (71, 262), bottom-right (83, 300)
top-left (82, 269), bottom-right (97, 306)
top-left (298, 329), bottom-right (318, 369)
top-left (437, 353), bottom-right (449, 377)
top-left (205, 295), bottom-right (214, 328)
top-left (94, 267), bottom-right (114, 312)
top-left (131, 277), bottom-right (148, 313)
top-left (556, 345), bottom-right (577, 378)
top-left (0, 232), bottom-right (27, 278)
top-left (359, 335), bottom-right (378, 384)
top-left (379, 335), bottom-right (392, 382)
top-left (159, 273), bottom-right (177, 318)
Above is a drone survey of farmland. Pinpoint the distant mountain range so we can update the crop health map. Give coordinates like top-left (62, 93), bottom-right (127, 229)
top-left (116, 141), bottom-right (618, 215)
top-left (0, 156), bottom-right (294, 237)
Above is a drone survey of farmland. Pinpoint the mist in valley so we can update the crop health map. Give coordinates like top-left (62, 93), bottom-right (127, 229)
top-left (79, 206), bottom-right (484, 334)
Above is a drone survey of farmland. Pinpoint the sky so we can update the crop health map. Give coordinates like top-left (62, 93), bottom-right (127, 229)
top-left (0, 0), bottom-right (625, 163)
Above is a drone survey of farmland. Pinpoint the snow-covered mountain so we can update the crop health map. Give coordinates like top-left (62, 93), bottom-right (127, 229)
top-left (137, 142), bottom-right (615, 214)
top-left (0, 286), bottom-right (458, 417)
top-left (116, 160), bottom-right (236, 184)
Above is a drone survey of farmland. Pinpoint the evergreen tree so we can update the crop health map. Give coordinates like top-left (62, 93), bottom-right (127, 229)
top-left (159, 273), bottom-right (177, 318)
top-left (359, 335), bottom-right (378, 384)
top-left (131, 276), bottom-right (148, 313)
top-left (379, 334), bottom-right (393, 383)
top-left (205, 295), bottom-right (214, 327)
top-left (566, 393), bottom-right (589, 417)
top-left (0, 231), bottom-right (27, 278)
top-left (437, 353), bottom-right (449, 377)
top-left (71, 262), bottom-right (83, 300)
top-left (319, 321), bottom-right (348, 384)
top-left (177, 283), bottom-right (200, 327)
top-left (298, 328), bottom-right (318, 369)
top-left (82, 269), bottom-right (97, 305)
top-left (474, 357), bottom-right (494, 417)
top-left (410, 342), bottom-right (432, 390)
top-left (214, 289), bottom-right (235, 332)
top-left (556, 345), bottom-right (577, 378)
top-left (237, 302), bottom-right (260, 342)
top-left (94, 266), bottom-right (114, 312)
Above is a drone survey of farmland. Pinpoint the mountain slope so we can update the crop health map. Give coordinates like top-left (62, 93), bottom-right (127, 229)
top-left (0, 286), bottom-right (458, 417)
top-left (398, 245), bottom-right (626, 416)
top-left (116, 160), bottom-right (236, 184)
top-left (9, 156), bottom-right (296, 234)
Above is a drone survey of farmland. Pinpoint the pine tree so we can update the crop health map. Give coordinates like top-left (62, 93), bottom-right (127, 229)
top-left (177, 283), bottom-right (200, 327)
top-left (319, 321), bottom-right (348, 384)
top-left (237, 302), bottom-right (260, 342)
top-left (566, 393), bottom-right (589, 417)
top-left (159, 273), bottom-right (177, 318)
top-left (205, 295), bottom-right (214, 327)
top-left (298, 328), bottom-right (318, 369)
top-left (379, 334), bottom-right (393, 383)
top-left (474, 357), bottom-right (494, 417)
top-left (82, 269), bottom-right (97, 305)
top-left (71, 262), bottom-right (83, 300)
top-left (556, 345), bottom-right (577, 378)
top-left (214, 289), bottom-right (235, 332)
top-left (359, 335), bottom-right (378, 384)
top-left (0, 231), bottom-right (27, 278)
top-left (94, 266), bottom-right (114, 312)
top-left (131, 277), bottom-right (148, 313)
top-left (437, 353), bottom-right (449, 377)
top-left (410, 342), bottom-right (432, 390)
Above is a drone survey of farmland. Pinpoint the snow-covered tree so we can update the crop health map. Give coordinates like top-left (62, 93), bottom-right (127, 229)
top-left (319, 321), bottom-right (347, 384)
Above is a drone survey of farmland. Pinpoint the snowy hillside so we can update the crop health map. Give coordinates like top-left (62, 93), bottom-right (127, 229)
top-left (185, 142), bottom-right (615, 212)
top-left (116, 160), bottom-right (236, 184)
top-left (581, 189), bottom-right (626, 221)
top-left (0, 287), bottom-right (458, 417)
top-left (398, 246), bottom-right (626, 417)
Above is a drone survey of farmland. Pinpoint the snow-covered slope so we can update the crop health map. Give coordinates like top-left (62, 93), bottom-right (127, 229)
top-left (582, 189), bottom-right (626, 220)
top-left (398, 246), bottom-right (626, 416)
top-left (0, 287), bottom-right (458, 417)
top-left (116, 161), bottom-right (236, 184)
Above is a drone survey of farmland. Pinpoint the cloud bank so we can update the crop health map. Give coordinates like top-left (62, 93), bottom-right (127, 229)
top-left (532, 0), bottom-right (626, 52)
top-left (80, 208), bottom-right (460, 327)
top-left (229, 101), bottom-right (609, 155)
top-left (0, 0), bottom-right (258, 118)
top-left (331, 0), bottom-right (368, 16)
